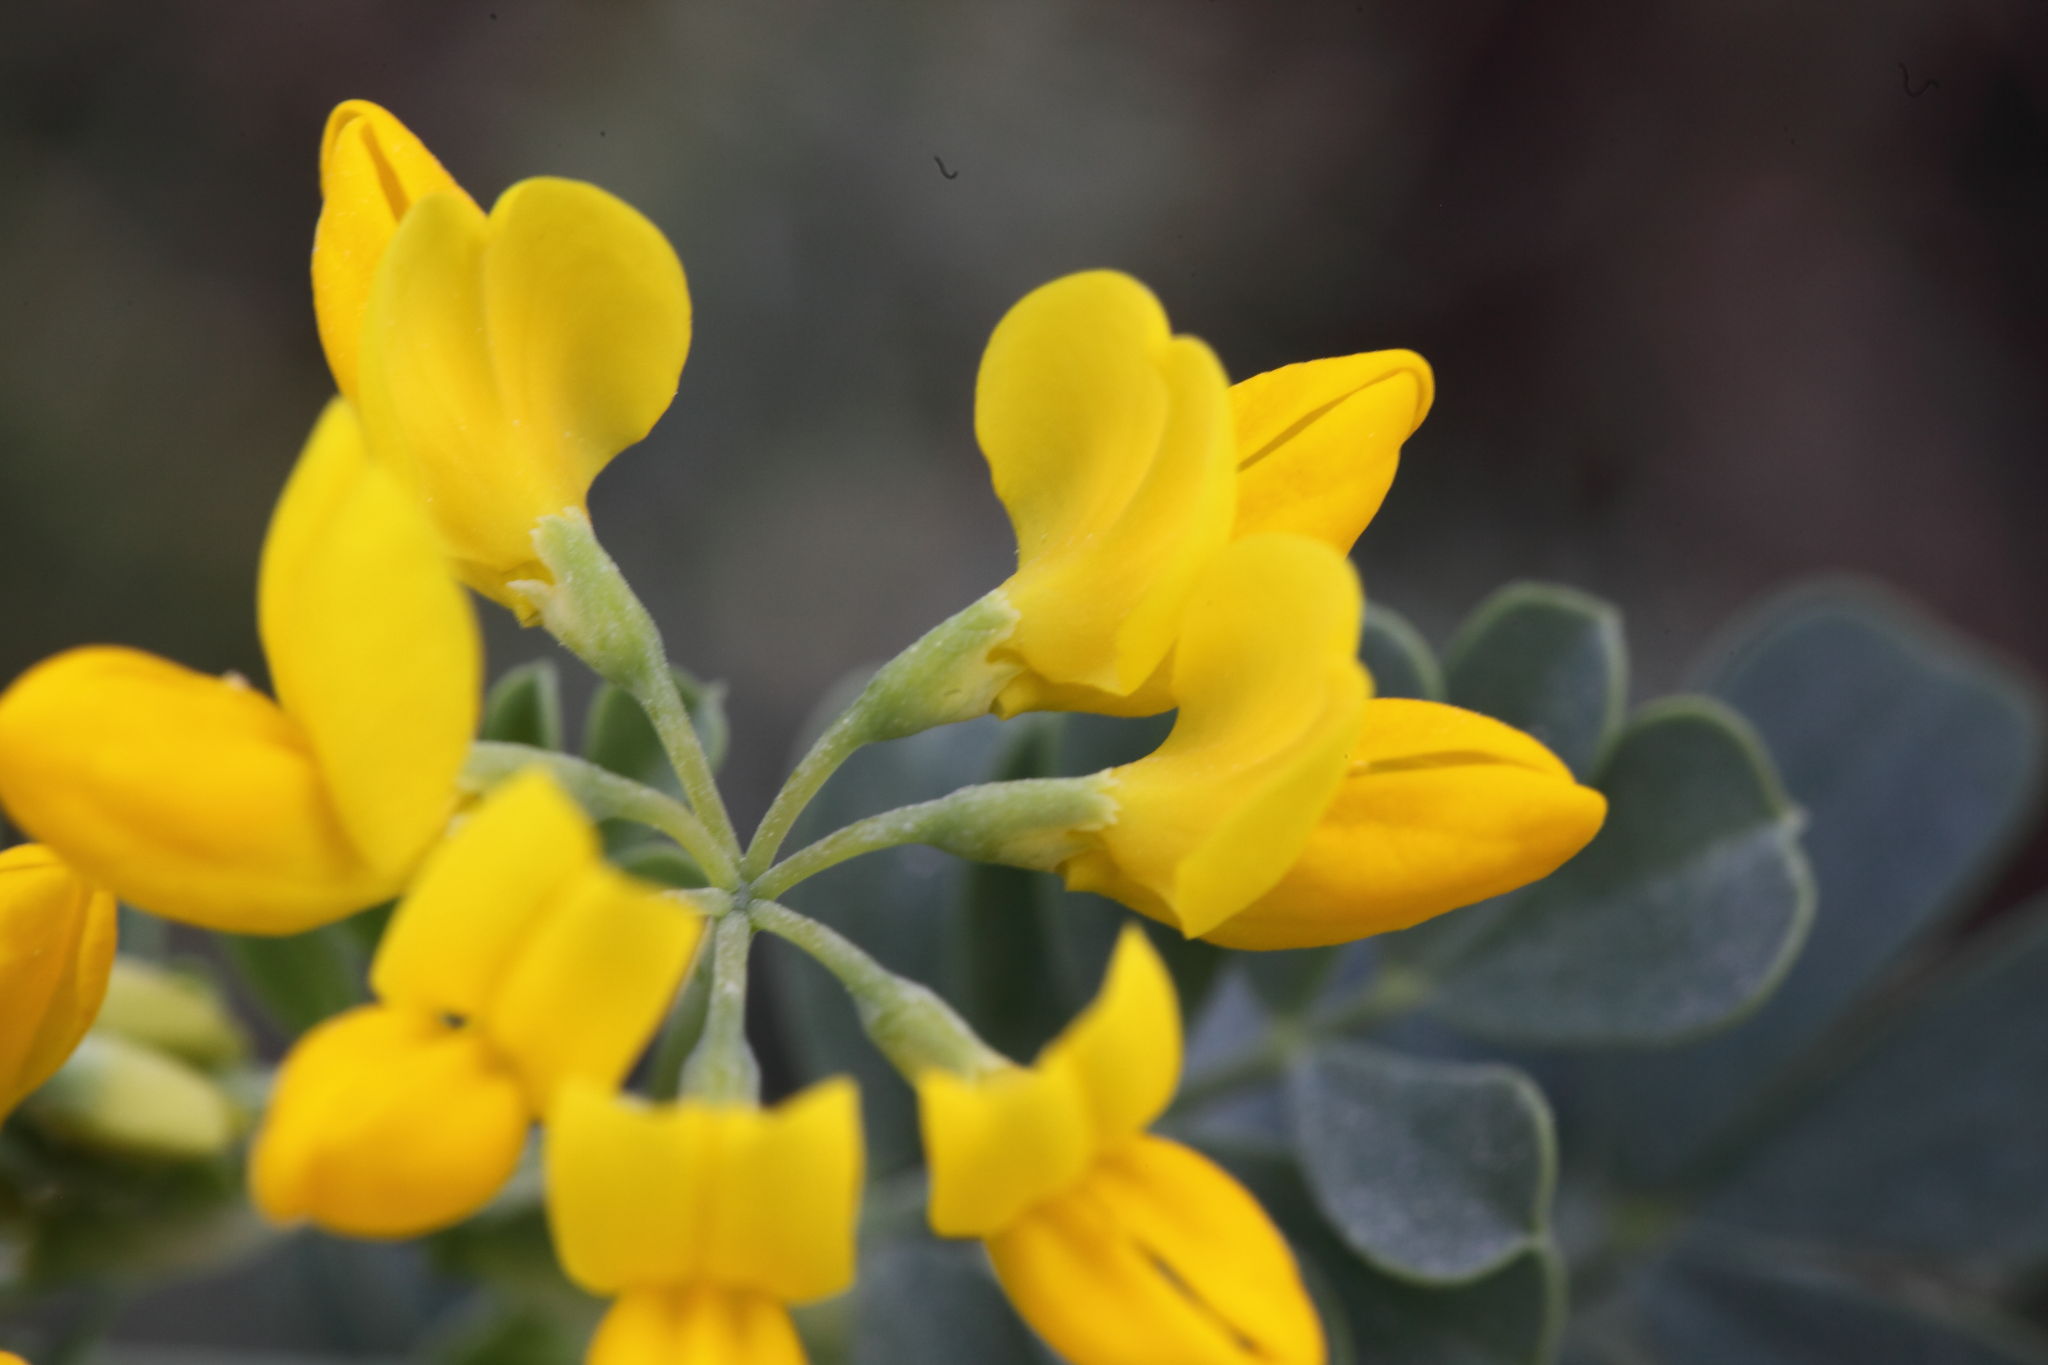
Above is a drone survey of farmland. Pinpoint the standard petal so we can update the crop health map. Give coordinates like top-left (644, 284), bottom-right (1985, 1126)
top-left (987, 1141), bottom-right (1325, 1365)
top-left (357, 189), bottom-right (532, 595)
top-left (1218, 698), bottom-right (1609, 948)
top-left (250, 1005), bottom-right (529, 1239)
top-left (587, 1287), bottom-right (806, 1365)
top-left (978, 272), bottom-right (1237, 709)
top-left (0, 846), bottom-right (116, 1116)
top-left (260, 399), bottom-right (481, 878)
top-left (919, 1062), bottom-right (1093, 1238)
top-left (1230, 350), bottom-right (1433, 550)
top-left (0, 647), bottom-right (392, 931)
top-left (547, 1080), bottom-right (862, 1303)
top-left (370, 769), bottom-right (595, 1016)
top-left (481, 177), bottom-right (691, 494)
top-left (1063, 535), bottom-right (1367, 936)
top-left (1039, 925), bottom-right (1181, 1147)
top-left (483, 867), bottom-right (701, 1104)
top-left (313, 100), bottom-right (473, 401)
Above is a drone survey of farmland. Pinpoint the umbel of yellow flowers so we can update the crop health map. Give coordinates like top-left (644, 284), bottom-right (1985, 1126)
top-left (315, 100), bottom-right (691, 615)
top-left (921, 926), bottom-right (1323, 1364)
top-left (0, 401), bottom-right (479, 933)
top-left (253, 773), bottom-right (703, 1238)
top-left (0, 844), bottom-right (116, 1120)
top-left (547, 1078), bottom-right (864, 1365)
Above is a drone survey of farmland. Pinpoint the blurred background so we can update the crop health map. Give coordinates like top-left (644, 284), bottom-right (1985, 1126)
top-left (4, 0), bottom-right (2048, 1353)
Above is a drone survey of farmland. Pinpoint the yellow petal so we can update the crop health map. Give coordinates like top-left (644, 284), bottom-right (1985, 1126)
top-left (1218, 698), bottom-right (1608, 948)
top-left (358, 180), bottom-right (690, 605)
top-left (1062, 535), bottom-right (1367, 936)
top-left (918, 1062), bottom-right (1092, 1238)
top-left (0, 846), bottom-right (116, 1116)
top-left (1231, 350), bottom-right (1433, 549)
top-left (546, 1078), bottom-right (862, 1303)
top-left (1039, 925), bottom-right (1181, 1146)
top-left (370, 769), bottom-right (595, 1017)
top-left (483, 865), bottom-right (702, 1105)
top-left (588, 1287), bottom-right (807, 1365)
top-left (976, 271), bottom-right (1236, 710)
top-left (259, 399), bottom-right (480, 877)
top-left (250, 1005), bottom-right (529, 1239)
top-left (989, 1137), bottom-right (1324, 1365)
top-left (312, 100), bottom-right (473, 402)
top-left (0, 647), bottom-right (391, 932)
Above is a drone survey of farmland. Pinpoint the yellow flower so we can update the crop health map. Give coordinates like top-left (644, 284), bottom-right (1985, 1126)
top-left (251, 771), bottom-right (703, 1238)
top-left (310, 100), bottom-right (693, 613)
top-left (1212, 699), bottom-right (1609, 948)
top-left (546, 1077), bottom-right (863, 1365)
top-left (0, 845), bottom-right (116, 1119)
top-left (1059, 534), bottom-right (1370, 939)
top-left (918, 927), bottom-right (1323, 1365)
top-left (976, 271), bottom-right (1237, 717)
top-left (0, 401), bottom-right (479, 933)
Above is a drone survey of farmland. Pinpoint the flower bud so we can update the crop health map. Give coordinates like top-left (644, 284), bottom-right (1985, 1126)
top-left (21, 1034), bottom-right (239, 1161)
top-left (93, 959), bottom-right (248, 1071)
top-left (0, 844), bottom-right (116, 1118)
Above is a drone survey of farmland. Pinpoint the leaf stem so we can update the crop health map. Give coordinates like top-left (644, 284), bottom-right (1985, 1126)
top-left (679, 911), bottom-right (759, 1102)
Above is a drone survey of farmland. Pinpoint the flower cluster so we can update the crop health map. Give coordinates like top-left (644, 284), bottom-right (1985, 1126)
top-left (0, 102), bottom-right (1607, 1363)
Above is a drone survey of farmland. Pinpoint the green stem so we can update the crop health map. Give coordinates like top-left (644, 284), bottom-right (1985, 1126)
top-left (463, 742), bottom-right (736, 886)
top-left (752, 777), bottom-right (1109, 901)
top-left (740, 592), bottom-right (1022, 878)
top-left (527, 513), bottom-right (741, 861)
top-left (679, 911), bottom-right (758, 1102)
top-left (643, 933), bottom-right (714, 1102)
top-left (751, 900), bottom-right (1006, 1078)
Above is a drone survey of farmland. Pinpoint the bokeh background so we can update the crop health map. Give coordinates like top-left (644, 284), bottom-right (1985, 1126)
top-left (4, 0), bottom-right (2048, 1352)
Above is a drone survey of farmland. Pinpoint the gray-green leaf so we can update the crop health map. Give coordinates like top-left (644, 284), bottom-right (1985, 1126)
top-left (481, 659), bottom-right (565, 751)
top-left (1445, 582), bottom-right (1626, 779)
top-left (1288, 1042), bottom-right (1555, 1284)
top-left (1363, 604), bottom-right (1443, 702)
top-left (852, 1239), bottom-right (1049, 1365)
top-left (1589, 582), bottom-right (2046, 1183)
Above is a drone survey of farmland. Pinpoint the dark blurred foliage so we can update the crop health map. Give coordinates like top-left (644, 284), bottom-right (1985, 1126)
top-left (6, 0), bottom-right (2048, 1355)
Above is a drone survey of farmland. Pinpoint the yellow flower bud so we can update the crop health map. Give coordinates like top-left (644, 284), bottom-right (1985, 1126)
top-left (249, 771), bottom-right (704, 1238)
top-left (0, 844), bottom-right (116, 1118)
top-left (917, 928), bottom-right (1324, 1365)
top-left (22, 1033), bottom-right (240, 1162)
top-left (93, 958), bottom-right (248, 1071)
top-left (976, 271), bottom-right (1237, 716)
top-left (546, 1077), bottom-right (863, 1364)
top-left (1059, 535), bottom-right (1369, 939)
top-left (0, 400), bottom-right (479, 933)
top-left (322, 132), bottom-right (692, 612)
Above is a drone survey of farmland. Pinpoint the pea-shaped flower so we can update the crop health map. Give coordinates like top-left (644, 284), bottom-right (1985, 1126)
top-left (312, 100), bottom-right (692, 615)
top-left (0, 401), bottom-right (479, 933)
top-left (546, 1078), bottom-right (863, 1365)
top-left (0, 845), bottom-right (116, 1119)
top-left (251, 771), bottom-right (703, 1238)
top-left (919, 926), bottom-right (1324, 1365)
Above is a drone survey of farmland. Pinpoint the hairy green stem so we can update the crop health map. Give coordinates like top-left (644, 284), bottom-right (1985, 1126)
top-left (463, 742), bottom-right (736, 886)
top-left (751, 900), bottom-right (1006, 1078)
top-left (741, 593), bottom-right (1022, 878)
top-left (527, 513), bottom-right (741, 861)
top-left (753, 777), bottom-right (1110, 901)
top-left (680, 912), bottom-right (759, 1102)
